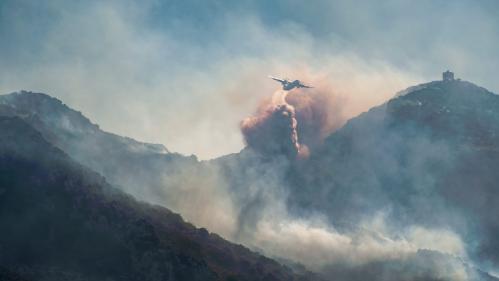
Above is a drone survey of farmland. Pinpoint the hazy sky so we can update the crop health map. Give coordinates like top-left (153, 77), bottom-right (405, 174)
top-left (1, 0), bottom-right (498, 159)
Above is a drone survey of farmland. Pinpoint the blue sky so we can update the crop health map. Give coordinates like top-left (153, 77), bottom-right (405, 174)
top-left (1, 0), bottom-right (498, 159)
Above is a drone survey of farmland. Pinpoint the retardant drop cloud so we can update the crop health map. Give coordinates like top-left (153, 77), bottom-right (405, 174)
top-left (241, 90), bottom-right (301, 158)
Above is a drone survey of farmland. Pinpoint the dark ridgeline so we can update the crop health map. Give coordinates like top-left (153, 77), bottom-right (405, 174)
top-left (0, 116), bottom-right (316, 281)
top-left (286, 77), bottom-right (499, 270)
top-left (0, 91), bottom-right (198, 207)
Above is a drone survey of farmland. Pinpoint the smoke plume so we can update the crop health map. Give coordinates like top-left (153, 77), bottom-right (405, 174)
top-left (241, 79), bottom-right (347, 159)
top-left (286, 82), bottom-right (346, 151)
top-left (241, 90), bottom-right (303, 158)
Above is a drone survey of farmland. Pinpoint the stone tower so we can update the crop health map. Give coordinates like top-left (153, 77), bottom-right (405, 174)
top-left (443, 70), bottom-right (455, 81)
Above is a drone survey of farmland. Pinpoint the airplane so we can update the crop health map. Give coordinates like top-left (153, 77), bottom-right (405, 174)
top-left (269, 76), bottom-right (313, 91)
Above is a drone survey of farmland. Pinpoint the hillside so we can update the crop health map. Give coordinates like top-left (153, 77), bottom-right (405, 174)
top-left (287, 79), bottom-right (499, 268)
top-left (0, 91), bottom-right (200, 206)
top-left (0, 116), bottom-right (314, 281)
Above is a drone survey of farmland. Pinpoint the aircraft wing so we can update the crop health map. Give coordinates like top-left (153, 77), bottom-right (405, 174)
top-left (297, 83), bottom-right (313, 88)
top-left (269, 76), bottom-right (285, 83)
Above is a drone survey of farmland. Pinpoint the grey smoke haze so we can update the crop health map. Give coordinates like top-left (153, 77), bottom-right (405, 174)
top-left (185, 148), bottom-right (472, 280)
top-left (4, 0), bottom-right (499, 159)
top-left (154, 86), bottom-right (479, 280)
top-left (2, 0), bottom-right (499, 279)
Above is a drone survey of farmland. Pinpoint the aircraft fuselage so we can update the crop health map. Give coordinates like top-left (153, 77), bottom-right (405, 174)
top-left (282, 80), bottom-right (300, 90)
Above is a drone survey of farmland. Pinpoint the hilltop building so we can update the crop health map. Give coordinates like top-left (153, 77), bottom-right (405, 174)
top-left (443, 70), bottom-right (455, 81)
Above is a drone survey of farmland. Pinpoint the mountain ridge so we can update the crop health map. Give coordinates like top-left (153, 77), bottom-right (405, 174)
top-left (0, 90), bottom-right (201, 207)
top-left (0, 115), bottom-right (317, 281)
top-left (285, 79), bottom-right (499, 272)
top-left (0, 90), bottom-right (170, 154)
